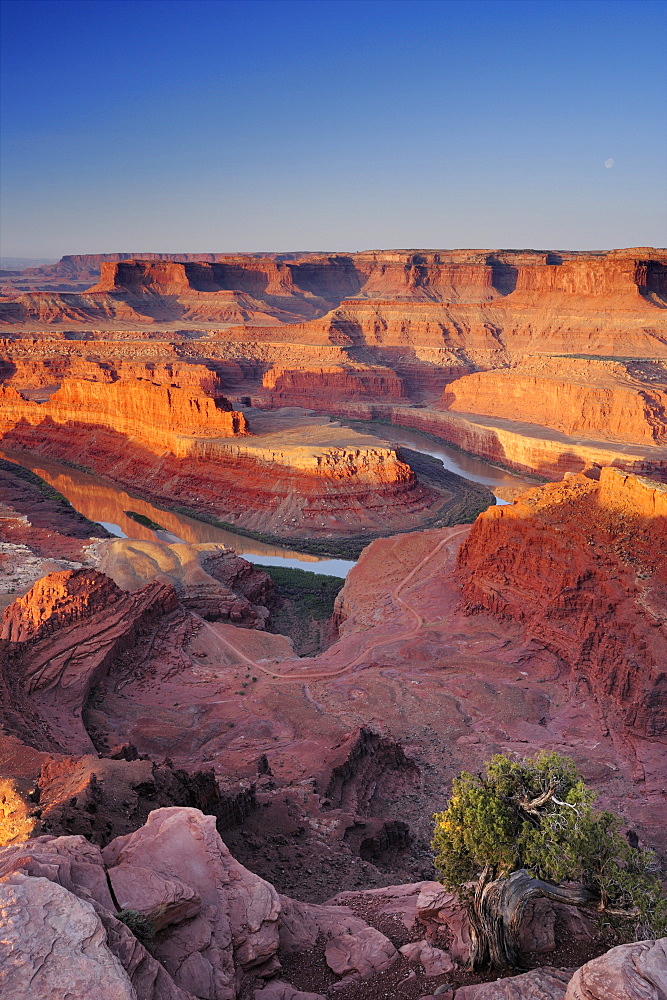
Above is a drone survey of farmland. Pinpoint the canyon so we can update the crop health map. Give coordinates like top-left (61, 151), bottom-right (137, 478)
top-left (1, 247), bottom-right (667, 485)
top-left (0, 248), bottom-right (666, 999)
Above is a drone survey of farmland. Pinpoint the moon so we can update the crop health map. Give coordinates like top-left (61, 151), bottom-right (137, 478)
top-left (604, 158), bottom-right (615, 168)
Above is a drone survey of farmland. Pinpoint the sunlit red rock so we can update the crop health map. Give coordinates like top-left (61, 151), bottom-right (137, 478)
top-left (443, 358), bottom-right (667, 446)
top-left (457, 468), bottom-right (667, 738)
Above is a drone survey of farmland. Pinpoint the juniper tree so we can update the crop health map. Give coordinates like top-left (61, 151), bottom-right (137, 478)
top-left (432, 751), bottom-right (666, 970)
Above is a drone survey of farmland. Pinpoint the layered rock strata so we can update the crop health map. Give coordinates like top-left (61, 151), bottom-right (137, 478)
top-left (443, 358), bottom-right (667, 446)
top-left (3, 251), bottom-right (666, 368)
top-left (271, 400), bottom-right (667, 481)
top-left (0, 375), bottom-right (247, 457)
top-left (457, 468), bottom-right (667, 739)
top-left (0, 391), bottom-right (491, 541)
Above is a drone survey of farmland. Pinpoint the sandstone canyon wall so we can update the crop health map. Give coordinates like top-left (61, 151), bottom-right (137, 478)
top-left (443, 358), bottom-right (667, 446)
top-left (0, 458), bottom-right (665, 996)
top-left (457, 468), bottom-right (667, 739)
top-left (2, 246), bottom-right (666, 483)
top-left (3, 249), bottom-right (666, 358)
top-left (0, 375), bottom-right (492, 545)
top-left (2, 248), bottom-right (667, 996)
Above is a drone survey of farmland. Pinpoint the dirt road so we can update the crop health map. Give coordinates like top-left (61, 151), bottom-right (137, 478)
top-left (197, 526), bottom-right (468, 683)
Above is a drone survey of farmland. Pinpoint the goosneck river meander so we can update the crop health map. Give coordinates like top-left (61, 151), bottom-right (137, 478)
top-left (1, 425), bottom-right (532, 577)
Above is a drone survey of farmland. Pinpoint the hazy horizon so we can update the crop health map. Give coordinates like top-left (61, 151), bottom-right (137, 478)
top-left (4, 242), bottom-right (667, 273)
top-left (1, 0), bottom-right (666, 258)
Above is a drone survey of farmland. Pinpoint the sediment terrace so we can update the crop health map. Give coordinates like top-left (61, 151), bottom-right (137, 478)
top-left (0, 368), bottom-right (493, 547)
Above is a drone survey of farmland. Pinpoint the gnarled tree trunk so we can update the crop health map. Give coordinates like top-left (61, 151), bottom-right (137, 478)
top-left (468, 868), bottom-right (597, 970)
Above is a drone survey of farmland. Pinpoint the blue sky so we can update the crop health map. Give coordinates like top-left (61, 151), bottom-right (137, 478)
top-left (1, 0), bottom-right (666, 256)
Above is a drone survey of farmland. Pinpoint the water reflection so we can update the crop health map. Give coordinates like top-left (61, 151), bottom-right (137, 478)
top-left (0, 449), bottom-right (356, 577)
top-left (1, 429), bottom-right (525, 580)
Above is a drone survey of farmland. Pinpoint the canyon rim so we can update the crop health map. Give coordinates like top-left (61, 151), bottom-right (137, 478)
top-left (0, 245), bottom-right (666, 1000)
top-left (2, 0), bottom-right (667, 995)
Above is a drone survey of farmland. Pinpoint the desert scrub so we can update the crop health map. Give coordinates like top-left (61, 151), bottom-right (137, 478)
top-left (116, 908), bottom-right (159, 943)
top-left (432, 751), bottom-right (667, 970)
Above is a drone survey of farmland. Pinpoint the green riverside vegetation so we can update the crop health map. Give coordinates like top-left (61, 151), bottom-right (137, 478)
top-left (124, 510), bottom-right (165, 531)
top-left (256, 564), bottom-right (344, 620)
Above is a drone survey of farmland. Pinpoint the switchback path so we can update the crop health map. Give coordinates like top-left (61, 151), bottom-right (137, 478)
top-left (196, 526), bottom-right (469, 683)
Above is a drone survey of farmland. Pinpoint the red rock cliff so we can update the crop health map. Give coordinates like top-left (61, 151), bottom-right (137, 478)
top-left (443, 358), bottom-right (667, 446)
top-left (457, 468), bottom-right (667, 738)
top-left (0, 376), bottom-right (248, 456)
top-left (1, 569), bottom-right (125, 643)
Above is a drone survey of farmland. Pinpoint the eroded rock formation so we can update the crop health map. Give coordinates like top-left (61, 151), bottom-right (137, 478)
top-left (0, 805), bottom-right (664, 999)
top-left (443, 358), bottom-right (667, 447)
top-left (1, 468), bottom-right (664, 887)
top-left (1, 248), bottom-right (667, 996)
top-left (3, 246), bottom-right (667, 484)
top-left (0, 384), bottom-right (492, 544)
top-left (0, 374), bottom-right (248, 455)
top-left (457, 468), bottom-right (667, 739)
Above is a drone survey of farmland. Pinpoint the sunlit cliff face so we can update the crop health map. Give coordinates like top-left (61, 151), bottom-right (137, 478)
top-left (0, 377), bottom-right (248, 456)
top-left (457, 467), bottom-right (667, 739)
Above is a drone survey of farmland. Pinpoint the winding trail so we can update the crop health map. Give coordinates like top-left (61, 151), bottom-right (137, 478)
top-left (196, 526), bottom-right (469, 683)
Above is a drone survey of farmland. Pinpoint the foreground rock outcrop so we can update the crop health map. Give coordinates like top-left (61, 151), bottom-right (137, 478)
top-left (563, 938), bottom-right (667, 999)
top-left (0, 872), bottom-right (139, 1000)
top-left (0, 805), bottom-right (664, 1000)
top-left (0, 807), bottom-right (403, 1000)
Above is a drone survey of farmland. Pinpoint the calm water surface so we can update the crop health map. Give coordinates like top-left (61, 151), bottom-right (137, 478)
top-left (2, 430), bottom-right (529, 577)
top-left (1, 449), bottom-right (356, 577)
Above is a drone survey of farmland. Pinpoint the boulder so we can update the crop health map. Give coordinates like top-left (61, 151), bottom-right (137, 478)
top-left (0, 872), bottom-right (136, 1000)
top-left (455, 967), bottom-right (573, 999)
top-left (400, 938), bottom-right (456, 975)
top-left (518, 898), bottom-right (557, 953)
top-left (564, 938), bottom-right (667, 999)
top-left (253, 984), bottom-right (326, 1000)
top-left (324, 924), bottom-right (398, 980)
top-left (102, 807), bottom-right (283, 998)
top-left (0, 835), bottom-right (196, 1000)
top-left (108, 864), bottom-right (201, 931)
top-left (278, 894), bottom-right (372, 953)
top-left (416, 882), bottom-right (471, 962)
top-left (0, 833), bottom-right (115, 908)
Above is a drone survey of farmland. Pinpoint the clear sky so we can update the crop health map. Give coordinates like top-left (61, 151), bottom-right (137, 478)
top-left (1, 0), bottom-right (666, 256)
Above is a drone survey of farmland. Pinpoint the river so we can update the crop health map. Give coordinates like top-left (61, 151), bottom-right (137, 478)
top-left (340, 420), bottom-right (536, 498)
top-left (2, 431), bottom-right (533, 578)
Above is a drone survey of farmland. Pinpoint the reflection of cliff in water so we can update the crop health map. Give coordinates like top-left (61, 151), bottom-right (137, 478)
top-left (0, 449), bottom-right (356, 575)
